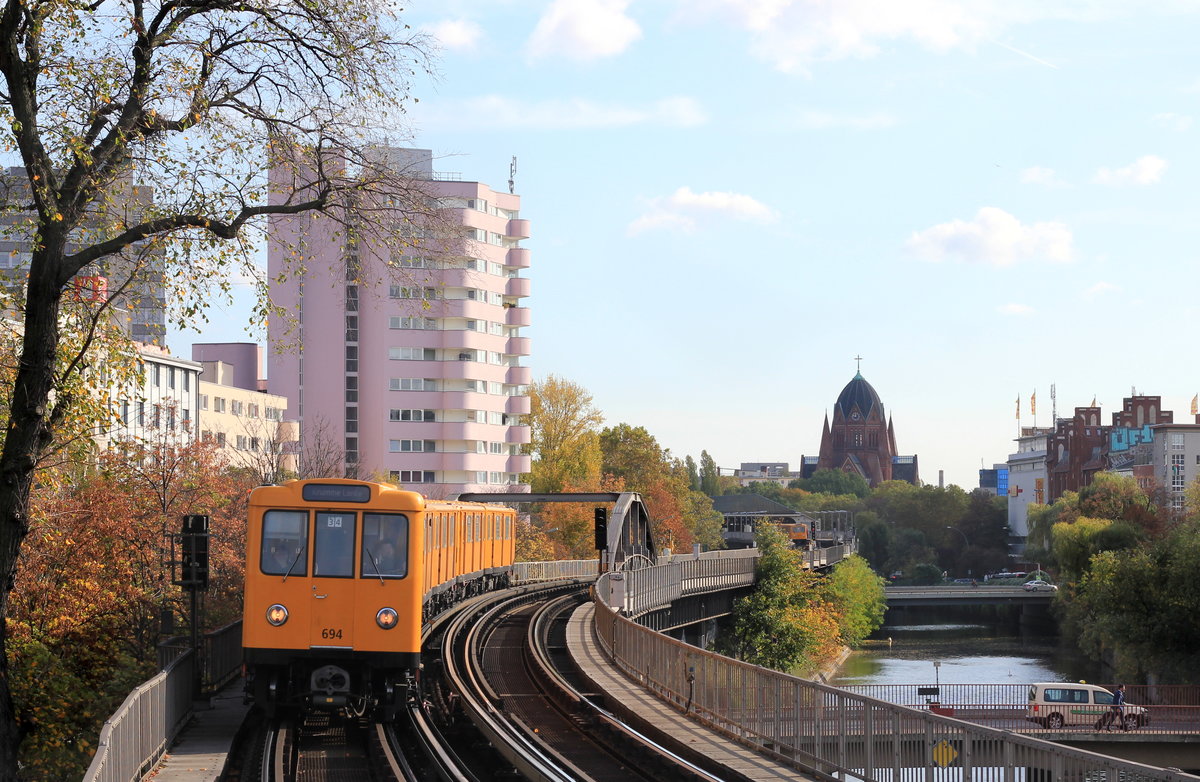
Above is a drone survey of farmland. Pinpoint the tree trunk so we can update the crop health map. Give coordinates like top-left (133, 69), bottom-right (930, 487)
top-left (0, 246), bottom-right (67, 778)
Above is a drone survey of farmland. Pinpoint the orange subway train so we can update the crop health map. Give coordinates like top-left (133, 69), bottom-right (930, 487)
top-left (242, 478), bottom-right (516, 718)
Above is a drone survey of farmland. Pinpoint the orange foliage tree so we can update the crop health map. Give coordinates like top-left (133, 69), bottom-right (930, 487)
top-left (7, 429), bottom-right (256, 776)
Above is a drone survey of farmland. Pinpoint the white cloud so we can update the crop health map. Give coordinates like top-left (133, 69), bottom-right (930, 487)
top-left (791, 110), bottom-right (898, 130)
top-left (418, 95), bottom-right (707, 131)
top-left (1092, 155), bottom-right (1167, 186)
top-left (677, 1), bottom-right (1149, 73)
top-left (628, 186), bottom-right (778, 235)
top-left (527, 0), bottom-right (641, 62)
top-left (1084, 281), bottom-right (1120, 297)
top-left (998, 303), bottom-right (1034, 315)
top-left (426, 19), bottom-right (484, 52)
top-left (906, 207), bottom-right (1074, 266)
top-left (1019, 166), bottom-right (1066, 187)
top-left (1151, 112), bottom-right (1192, 132)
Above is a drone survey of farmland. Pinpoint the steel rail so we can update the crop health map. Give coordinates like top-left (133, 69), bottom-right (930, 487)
top-left (525, 591), bottom-right (726, 782)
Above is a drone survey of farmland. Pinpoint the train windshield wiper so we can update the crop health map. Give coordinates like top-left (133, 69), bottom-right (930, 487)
top-left (282, 545), bottom-right (305, 582)
top-left (365, 548), bottom-right (385, 584)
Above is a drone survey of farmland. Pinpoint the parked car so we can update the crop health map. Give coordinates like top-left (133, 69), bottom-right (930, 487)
top-left (1023, 579), bottom-right (1058, 592)
top-left (1027, 682), bottom-right (1147, 729)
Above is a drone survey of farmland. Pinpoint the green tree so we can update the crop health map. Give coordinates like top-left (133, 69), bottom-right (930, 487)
top-left (795, 469), bottom-right (870, 498)
top-left (0, 0), bottom-right (434, 769)
top-left (1077, 472), bottom-right (1162, 537)
top-left (684, 455), bottom-right (700, 492)
top-left (852, 511), bottom-right (891, 572)
top-left (718, 523), bottom-right (824, 670)
top-left (820, 555), bottom-right (886, 647)
top-left (699, 450), bottom-right (721, 496)
top-left (527, 375), bottom-right (604, 492)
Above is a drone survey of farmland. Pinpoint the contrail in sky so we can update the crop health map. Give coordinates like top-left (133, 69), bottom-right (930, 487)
top-left (991, 40), bottom-right (1059, 69)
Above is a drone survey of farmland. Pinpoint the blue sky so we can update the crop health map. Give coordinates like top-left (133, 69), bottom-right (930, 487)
top-left (173, 1), bottom-right (1200, 490)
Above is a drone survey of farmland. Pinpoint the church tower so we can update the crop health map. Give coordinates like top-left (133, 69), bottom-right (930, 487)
top-left (804, 365), bottom-right (919, 487)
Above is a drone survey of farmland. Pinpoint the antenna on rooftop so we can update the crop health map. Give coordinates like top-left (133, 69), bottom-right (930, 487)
top-left (508, 156), bottom-right (517, 194)
top-left (1050, 383), bottom-right (1056, 423)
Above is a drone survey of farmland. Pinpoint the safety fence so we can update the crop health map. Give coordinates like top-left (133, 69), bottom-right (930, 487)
top-left (592, 568), bottom-right (1200, 782)
top-left (512, 558), bottom-right (600, 583)
top-left (84, 622), bottom-right (244, 782)
top-left (840, 683), bottom-right (1200, 736)
top-left (82, 649), bottom-right (194, 782)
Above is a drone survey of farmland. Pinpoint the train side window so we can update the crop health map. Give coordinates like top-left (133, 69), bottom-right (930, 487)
top-left (262, 509), bottom-right (308, 576)
top-left (362, 512), bottom-right (408, 578)
top-left (314, 511), bottom-right (357, 577)
top-left (505, 516), bottom-right (512, 540)
top-left (475, 514), bottom-right (482, 541)
top-left (465, 513), bottom-right (472, 542)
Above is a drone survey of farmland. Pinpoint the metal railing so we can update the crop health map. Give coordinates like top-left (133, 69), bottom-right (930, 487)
top-left (840, 683), bottom-right (1200, 736)
top-left (82, 649), bottom-right (194, 782)
top-left (590, 565), bottom-right (1199, 782)
top-left (512, 559), bottom-right (600, 583)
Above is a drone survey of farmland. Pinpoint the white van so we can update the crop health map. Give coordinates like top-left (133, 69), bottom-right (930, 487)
top-left (1026, 683), bottom-right (1147, 729)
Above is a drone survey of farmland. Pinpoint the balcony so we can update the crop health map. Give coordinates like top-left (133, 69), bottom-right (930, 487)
top-left (438, 452), bottom-right (498, 472)
top-left (506, 365), bottom-right (532, 386)
top-left (438, 421), bottom-right (495, 440)
top-left (505, 277), bottom-right (531, 298)
top-left (440, 330), bottom-right (504, 350)
top-left (505, 336), bottom-right (531, 357)
top-left (505, 395), bottom-right (531, 415)
top-left (506, 454), bottom-right (532, 474)
top-left (504, 306), bottom-right (531, 327)
top-left (506, 425), bottom-right (532, 445)
top-left (506, 218), bottom-right (531, 239)
top-left (437, 391), bottom-right (492, 409)
top-left (506, 247), bottom-right (531, 269)
top-left (439, 298), bottom-right (498, 320)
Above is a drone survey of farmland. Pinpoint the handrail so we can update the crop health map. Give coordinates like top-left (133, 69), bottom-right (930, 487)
top-left (590, 561), bottom-right (1198, 782)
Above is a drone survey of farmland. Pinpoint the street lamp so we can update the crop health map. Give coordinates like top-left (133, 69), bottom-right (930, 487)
top-left (945, 526), bottom-right (969, 547)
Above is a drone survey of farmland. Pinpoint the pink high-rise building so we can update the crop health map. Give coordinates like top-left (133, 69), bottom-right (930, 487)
top-left (266, 148), bottom-right (532, 496)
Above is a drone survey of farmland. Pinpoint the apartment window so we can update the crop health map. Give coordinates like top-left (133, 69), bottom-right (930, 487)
top-left (346, 345), bottom-right (357, 373)
top-left (121, 401), bottom-right (130, 424)
top-left (247, 403), bottom-right (259, 418)
top-left (489, 442), bottom-right (504, 454)
top-left (391, 378), bottom-right (434, 392)
top-left (231, 400), bottom-right (244, 416)
top-left (346, 315), bottom-right (358, 342)
top-left (389, 439), bottom-right (435, 453)
top-left (216, 432), bottom-right (226, 446)
top-left (475, 471), bottom-right (488, 484)
top-left (489, 352), bottom-right (502, 365)
top-left (168, 367), bottom-right (176, 389)
top-left (200, 394), bottom-right (208, 410)
top-left (251, 437), bottom-right (262, 451)
top-left (182, 409), bottom-right (190, 423)
top-left (392, 470), bottom-right (435, 483)
top-left (236, 435), bottom-right (248, 450)
top-left (390, 409), bottom-right (434, 422)
top-left (490, 472), bottom-right (503, 484)
top-left (390, 347), bottom-right (434, 361)
top-left (391, 316), bottom-right (437, 330)
top-left (213, 397), bottom-right (226, 413)
top-left (183, 373), bottom-right (190, 392)
top-left (1172, 433), bottom-right (1185, 451)
top-left (489, 382), bottom-right (502, 395)
top-left (166, 408), bottom-right (175, 430)
top-left (390, 285), bottom-right (439, 300)
top-left (488, 412), bottom-right (504, 425)
top-left (345, 285), bottom-right (358, 311)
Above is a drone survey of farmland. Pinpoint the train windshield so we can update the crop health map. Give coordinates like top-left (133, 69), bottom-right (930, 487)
top-left (361, 513), bottom-right (409, 578)
top-left (314, 511), bottom-right (357, 577)
top-left (262, 510), bottom-right (308, 576)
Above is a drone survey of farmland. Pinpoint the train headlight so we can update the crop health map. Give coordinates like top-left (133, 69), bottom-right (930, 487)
top-left (266, 604), bottom-right (289, 626)
top-left (376, 607), bottom-right (398, 629)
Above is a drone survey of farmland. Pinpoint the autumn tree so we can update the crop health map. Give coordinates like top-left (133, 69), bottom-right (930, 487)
top-left (527, 375), bottom-right (603, 493)
top-left (0, 0), bottom-right (436, 767)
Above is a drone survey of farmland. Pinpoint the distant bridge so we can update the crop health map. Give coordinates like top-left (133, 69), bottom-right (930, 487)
top-left (884, 585), bottom-right (1056, 607)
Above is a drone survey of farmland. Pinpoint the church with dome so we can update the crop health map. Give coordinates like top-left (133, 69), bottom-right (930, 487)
top-left (800, 368), bottom-right (920, 487)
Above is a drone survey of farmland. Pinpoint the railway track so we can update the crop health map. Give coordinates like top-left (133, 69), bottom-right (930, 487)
top-left (432, 581), bottom-right (725, 782)
top-left (233, 578), bottom-right (722, 781)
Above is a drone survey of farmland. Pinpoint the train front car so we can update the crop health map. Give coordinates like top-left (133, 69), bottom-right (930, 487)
top-left (243, 479), bottom-right (424, 719)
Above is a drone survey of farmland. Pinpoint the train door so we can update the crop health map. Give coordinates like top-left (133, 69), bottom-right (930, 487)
top-left (309, 510), bottom-right (358, 648)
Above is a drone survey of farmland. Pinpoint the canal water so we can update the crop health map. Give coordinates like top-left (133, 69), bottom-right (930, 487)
top-left (831, 609), bottom-right (1105, 689)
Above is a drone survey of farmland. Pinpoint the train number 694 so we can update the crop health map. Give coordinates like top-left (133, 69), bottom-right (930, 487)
top-left (321, 628), bottom-right (343, 640)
